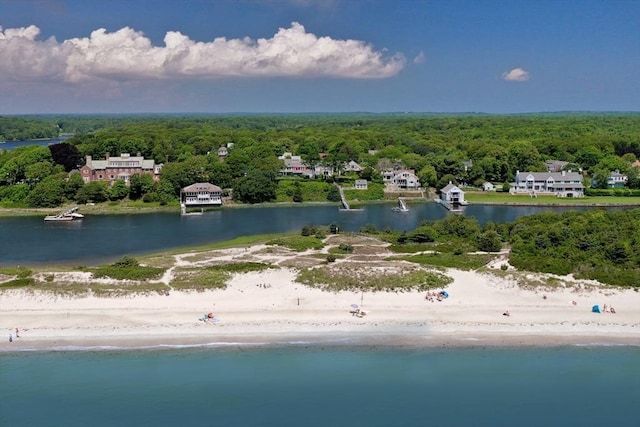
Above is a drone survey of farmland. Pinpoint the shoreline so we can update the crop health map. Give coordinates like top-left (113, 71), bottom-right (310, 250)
top-left (2, 258), bottom-right (638, 353)
top-left (2, 198), bottom-right (639, 217)
top-left (3, 329), bottom-right (638, 353)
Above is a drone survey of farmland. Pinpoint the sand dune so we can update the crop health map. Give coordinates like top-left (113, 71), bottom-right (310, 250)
top-left (1, 240), bottom-right (639, 350)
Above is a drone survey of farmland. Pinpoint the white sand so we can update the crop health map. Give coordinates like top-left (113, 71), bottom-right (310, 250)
top-left (1, 242), bottom-right (639, 351)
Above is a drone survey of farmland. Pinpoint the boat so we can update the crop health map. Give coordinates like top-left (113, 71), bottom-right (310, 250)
top-left (44, 207), bottom-right (84, 221)
top-left (392, 198), bottom-right (409, 212)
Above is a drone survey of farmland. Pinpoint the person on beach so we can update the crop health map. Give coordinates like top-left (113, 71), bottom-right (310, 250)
top-left (15, 328), bottom-right (19, 338)
top-left (503, 311), bottom-right (510, 317)
top-left (610, 306), bottom-right (616, 314)
top-left (9, 333), bottom-right (13, 343)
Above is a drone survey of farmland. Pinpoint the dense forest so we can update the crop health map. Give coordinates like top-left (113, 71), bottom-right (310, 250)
top-left (1, 113), bottom-right (639, 208)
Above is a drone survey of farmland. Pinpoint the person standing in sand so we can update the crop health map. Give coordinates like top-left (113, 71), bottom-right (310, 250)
top-left (9, 332), bottom-right (13, 343)
top-left (15, 328), bottom-right (19, 338)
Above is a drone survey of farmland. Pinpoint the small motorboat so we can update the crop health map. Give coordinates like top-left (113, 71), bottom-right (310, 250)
top-left (44, 207), bottom-right (84, 221)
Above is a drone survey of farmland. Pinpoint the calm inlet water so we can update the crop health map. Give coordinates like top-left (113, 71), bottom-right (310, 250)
top-left (0, 204), bottom-right (614, 266)
top-left (1, 346), bottom-right (639, 427)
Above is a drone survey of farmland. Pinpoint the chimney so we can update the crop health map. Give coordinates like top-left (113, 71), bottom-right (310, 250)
top-left (86, 155), bottom-right (92, 165)
top-left (105, 152), bottom-right (110, 160)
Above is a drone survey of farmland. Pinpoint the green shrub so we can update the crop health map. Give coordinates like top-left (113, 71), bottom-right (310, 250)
top-left (338, 243), bottom-right (354, 253)
top-left (359, 224), bottom-right (378, 234)
top-left (113, 256), bottom-right (139, 268)
top-left (326, 254), bottom-right (337, 263)
top-left (0, 277), bottom-right (35, 288)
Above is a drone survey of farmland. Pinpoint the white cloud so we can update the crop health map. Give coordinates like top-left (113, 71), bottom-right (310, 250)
top-left (502, 67), bottom-right (530, 82)
top-left (0, 23), bottom-right (405, 83)
top-left (413, 51), bottom-right (426, 64)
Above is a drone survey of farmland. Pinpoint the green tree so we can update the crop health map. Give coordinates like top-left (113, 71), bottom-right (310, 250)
top-left (109, 180), bottom-right (129, 201)
top-left (26, 174), bottom-right (65, 207)
top-left (129, 174), bottom-right (155, 200)
top-left (476, 230), bottom-right (502, 252)
top-left (292, 182), bottom-right (303, 203)
top-left (64, 173), bottom-right (85, 200)
top-left (508, 141), bottom-right (543, 172)
top-left (25, 161), bottom-right (55, 186)
top-left (49, 143), bottom-right (83, 172)
top-left (575, 146), bottom-right (603, 171)
top-left (76, 181), bottom-right (109, 203)
top-left (233, 172), bottom-right (277, 204)
top-left (326, 185), bottom-right (341, 202)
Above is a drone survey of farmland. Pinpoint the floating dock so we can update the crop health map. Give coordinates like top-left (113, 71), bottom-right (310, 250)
top-left (435, 198), bottom-right (467, 212)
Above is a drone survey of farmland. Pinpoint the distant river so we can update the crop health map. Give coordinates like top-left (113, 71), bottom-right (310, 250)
top-left (0, 135), bottom-right (73, 151)
top-left (0, 203), bottom-right (623, 266)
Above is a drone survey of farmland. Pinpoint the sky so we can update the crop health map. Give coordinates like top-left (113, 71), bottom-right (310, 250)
top-left (0, 0), bottom-right (638, 114)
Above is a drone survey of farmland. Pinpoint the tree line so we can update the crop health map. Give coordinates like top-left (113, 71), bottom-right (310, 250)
top-left (364, 208), bottom-right (640, 287)
top-left (1, 113), bottom-right (639, 207)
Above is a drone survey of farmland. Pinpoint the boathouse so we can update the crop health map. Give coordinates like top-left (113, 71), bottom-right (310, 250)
top-left (440, 182), bottom-right (465, 205)
top-left (180, 183), bottom-right (223, 208)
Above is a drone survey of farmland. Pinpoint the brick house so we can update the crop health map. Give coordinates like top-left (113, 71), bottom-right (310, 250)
top-left (80, 153), bottom-right (163, 185)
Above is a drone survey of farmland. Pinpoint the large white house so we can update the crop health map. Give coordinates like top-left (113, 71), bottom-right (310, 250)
top-left (180, 183), bottom-right (223, 207)
top-left (382, 169), bottom-right (421, 189)
top-left (512, 170), bottom-right (584, 197)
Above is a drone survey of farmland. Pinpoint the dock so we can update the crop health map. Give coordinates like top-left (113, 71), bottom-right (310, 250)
top-left (435, 198), bottom-right (467, 212)
top-left (336, 184), bottom-right (364, 211)
top-left (392, 197), bottom-right (409, 212)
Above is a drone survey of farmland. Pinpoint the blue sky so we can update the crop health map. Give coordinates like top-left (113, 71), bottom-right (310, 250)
top-left (1, 0), bottom-right (638, 114)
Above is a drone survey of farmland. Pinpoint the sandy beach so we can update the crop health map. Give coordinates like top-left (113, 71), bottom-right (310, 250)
top-left (1, 239), bottom-right (639, 351)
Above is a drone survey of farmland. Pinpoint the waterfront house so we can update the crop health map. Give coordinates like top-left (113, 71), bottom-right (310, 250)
top-left (482, 182), bottom-right (495, 191)
top-left (607, 170), bottom-right (628, 188)
top-left (80, 152), bottom-right (163, 185)
top-left (344, 160), bottom-right (363, 173)
top-left (354, 179), bottom-right (368, 190)
top-left (382, 169), bottom-right (421, 189)
top-left (278, 152), bottom-right (309, 176)
top-left (512, 170), bottom-right (584, 197)
top-left (180, 183), bottom-right (223, 207)
top-left (440, 182), bottom-right (466, 205)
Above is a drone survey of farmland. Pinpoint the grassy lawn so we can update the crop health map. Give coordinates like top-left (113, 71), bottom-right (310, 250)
top-left (465, 191), bottom-right (640, 205)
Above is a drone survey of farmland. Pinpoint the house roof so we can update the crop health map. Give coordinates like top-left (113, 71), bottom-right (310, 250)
top-left (181, 183), bottom-right (222, 193)
top-left (519, 171), bottom-right (582, 181)
top-left (441, 183), bottom-right (461, 193)
top-left (544, 160), bottom-right (569, 171)
top-left (85, 154), bottom-right (157, 170)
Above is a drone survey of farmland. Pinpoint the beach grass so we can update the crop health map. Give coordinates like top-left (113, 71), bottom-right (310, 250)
top-left (392, 252), bottom-right (496, 270)
top-left (170, 262), bottom-right (275, 291)
top-left (266, 235), bottom-right (326, 251)
top-left (169, 266), bottom-right (229, 291)
top-left (295, 264), bottom-right (452, 292)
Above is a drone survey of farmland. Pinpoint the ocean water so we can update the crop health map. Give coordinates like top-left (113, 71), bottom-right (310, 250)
top-left (1, 345), bottom-right (639, 427)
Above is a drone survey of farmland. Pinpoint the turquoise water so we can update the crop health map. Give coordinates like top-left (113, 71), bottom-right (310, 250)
top-left (1, 346), bottom-right (639, 426)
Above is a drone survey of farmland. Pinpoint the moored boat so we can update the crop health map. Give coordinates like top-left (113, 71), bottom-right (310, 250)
top-left (44, 207), bottom-right (84, 221)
